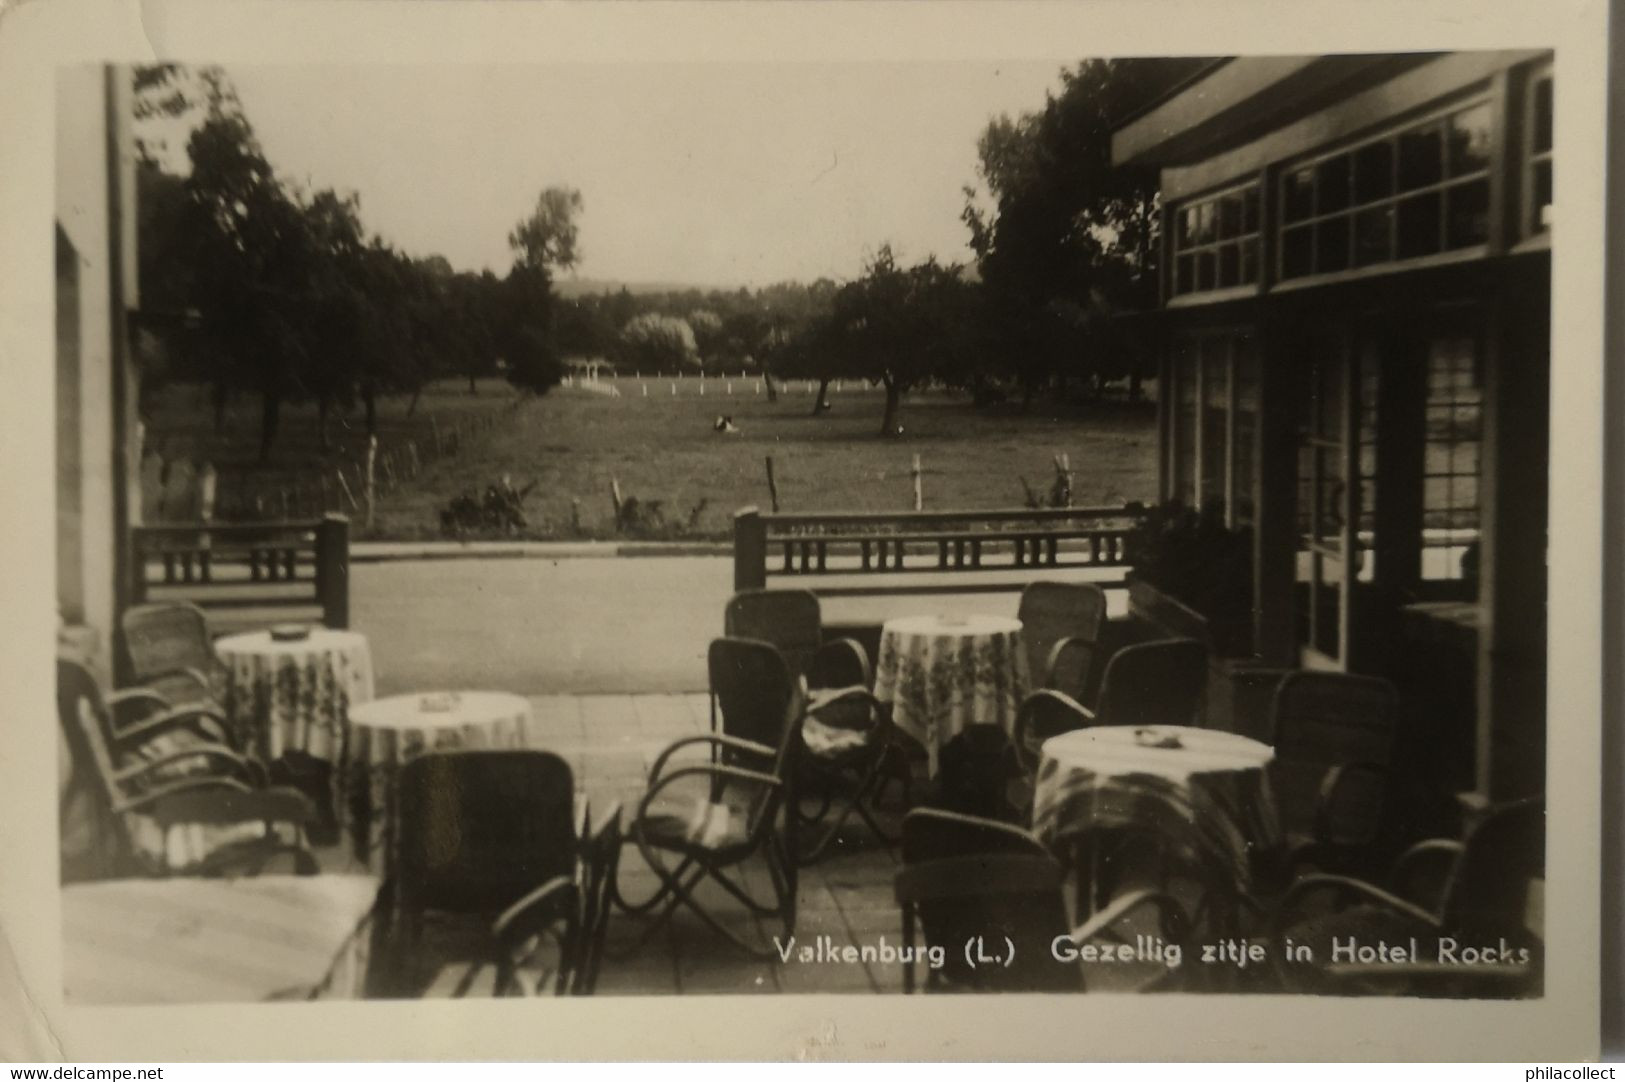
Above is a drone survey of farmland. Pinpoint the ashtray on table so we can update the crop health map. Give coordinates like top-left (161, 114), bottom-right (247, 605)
top-left (1133, 727), bottom-right (1184, 750)
top-left (269, 623), bottom-right (311, 643)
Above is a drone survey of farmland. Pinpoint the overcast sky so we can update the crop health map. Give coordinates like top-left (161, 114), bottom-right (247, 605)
top-left (197, 62), bottom-right (1068, 288)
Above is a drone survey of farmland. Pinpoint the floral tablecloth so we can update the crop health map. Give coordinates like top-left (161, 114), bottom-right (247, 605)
top-left (340, 691), bottom-right (533, 872)
top-left (62, 874), bottom-right (381, 1003)
top-left (872, 614), bottom-right (1030, 776)
top-left (215, 628), bottom-right (375, 764)
top-left (1031, 725), bottom-right (1279, 894)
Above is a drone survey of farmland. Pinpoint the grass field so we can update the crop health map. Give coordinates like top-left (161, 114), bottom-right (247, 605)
top-left (366, 377), bottom-right (1159, 540)
top-left (144, 376), bottom-right (1159, 539)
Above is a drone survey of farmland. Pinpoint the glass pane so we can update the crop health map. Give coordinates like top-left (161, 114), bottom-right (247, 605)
top-left (1447, 103), bottom-right (1493, 177)
top-left (1532, 76), bottom-right (1553, 154)
top-left (1446, 179), bottom-right (1490, 249)
top-left (1242, 187), bottom-right (1261, 234)
top-left (1398, 124), bottom-right (1443, 191)
top-left (1217, 195), bottom-right (1242, 240)
top-left (1354, 205), bottom-right (1394, 267)
top-left (1281, 224), bottom-right (1314, 279)
top-left (1315, 448), bottom-right (1346, 548)
top-left (1202, 345), bottom-right (1229, 509)
top-left (1176, 254), bottom-right (1194, 294)
top-left (1316, 217), bottom-right (1351, 273)
top-left (1316, 155), bottom-right (1352, 214)
top-left (1396, 191), bottom-right (1443, 259)
top-left (1283, 166), bottom-right (1315, 223)
top-left (1178, 206), bottom-right (1197, 248)
top-left (1239, 240), bottom-right (1259, 284)
top-left (1174, 352), bottom-right (1197, 505)
top-left (1195, 202), bottom-right (1215, 245)
top-left (1196, 250), bottom-right (1216, 291)
top-left (1533, 160), bottom-right (1553, 233)
top-left (1315, 353), bottom-right (1346, 440)
top-left (1218, 243), bottom-right (1239, 287)
top-left (1233, 341), bottom-right (1259, 525)
top-left (1353, 140), bottom-right (1395, 204)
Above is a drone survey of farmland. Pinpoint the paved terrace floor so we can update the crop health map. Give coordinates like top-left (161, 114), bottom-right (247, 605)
top-left (318, 692), bottom-right (1186, 997)
top-left (324, 692), bottom-right (919, 996)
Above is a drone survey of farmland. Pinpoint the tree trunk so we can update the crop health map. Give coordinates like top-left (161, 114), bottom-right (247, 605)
top-left (362, 386), bottom-right (378, 436)
top-left (880, 378), bottom-right (901, 437)
top-left (468, 373), bottom-right (478, 395)
top-left (212, 380), bottom-right (228, 435)
top-left (257, 391), bottom-right (280, 464)
top-left (406, 385), bottom-right (423, 417)
top-left (764, 373), bottom-right (778, 403)
top-left (1128, 356), bottom-right (1144, 402)
top-left (811, 377), bottom-right (831, 416)
top-left (1020, 377), bottom-right (1036, 413)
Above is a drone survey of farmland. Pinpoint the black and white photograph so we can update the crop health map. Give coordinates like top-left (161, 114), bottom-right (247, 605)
top-left (3, 0), bottom-right (1611, 1063)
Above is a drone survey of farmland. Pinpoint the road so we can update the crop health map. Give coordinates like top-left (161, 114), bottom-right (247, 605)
top-left (353, 556), bottom-right (733, 696)
top-left (352, 555), bottom-right (1129, 696)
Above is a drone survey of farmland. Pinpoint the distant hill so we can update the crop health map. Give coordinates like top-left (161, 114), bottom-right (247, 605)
top-left (553, 277), bottom-right (744, 299)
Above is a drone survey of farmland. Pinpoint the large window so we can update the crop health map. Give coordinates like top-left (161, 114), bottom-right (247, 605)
top-left (1421, 336), bottom-right (1482, 583)
top-left (1525, 67), bottom-right (1553, 237)
top-left (1172, 183), bottom-right (1261, 297)
top-left (1166, 332), bottom-right (1259, 528)
top-left (1278, 98), bottom-right (1493, 281)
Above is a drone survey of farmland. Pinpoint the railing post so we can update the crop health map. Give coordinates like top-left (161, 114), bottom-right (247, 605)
top-left (733, 506), bottom-right (767, 591)
top-left (316, 513), bottom-right (351, 629)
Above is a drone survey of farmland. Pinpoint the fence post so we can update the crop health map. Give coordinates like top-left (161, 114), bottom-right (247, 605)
top-left (733, 506), bottom-right (767, 591)
top-left (911, 454), bottom-right (923, 511)
top-left (315, 513), bottom-right (351, 629)
top-left (364, 436), bottom-right (377, 528)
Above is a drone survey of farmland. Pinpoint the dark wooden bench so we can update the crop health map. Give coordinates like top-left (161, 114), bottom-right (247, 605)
top-left (130, 514), bottom-right (350, 636)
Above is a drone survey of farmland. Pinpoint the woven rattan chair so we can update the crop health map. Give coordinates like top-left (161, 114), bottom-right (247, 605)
top-left (894, 808), bottom-right (1193, 993)
top-left (121, 602), bottom-right (230, 712)
top-left (1271, 798), bottom-right (1544, 997)
top-left (1092, 638), bottom-right (1208, 728)
top-left (724, 588), bottom-right (871, 689)
top-left (57, 656), bottom-right (316, 880)
top-left (1017, 582), bottom-right (1108, 696)
top-left (1269, 671), bottom-right (1400, 877)
top-left (614, 640), bottom-right (801, 958)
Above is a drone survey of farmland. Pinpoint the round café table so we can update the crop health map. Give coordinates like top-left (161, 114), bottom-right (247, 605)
top-left (1031, 725), bottom-right (1279, 904)
top-left (341, 691), bottom-right (533, 872)
top-left (215, 627), bottom-right (375, 764)
top-left (872, 613), bottom-right (1030, 776)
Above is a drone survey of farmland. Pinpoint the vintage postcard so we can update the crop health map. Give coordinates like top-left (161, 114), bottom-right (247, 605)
top-left (0, 0), bottom-right (1608, 1062)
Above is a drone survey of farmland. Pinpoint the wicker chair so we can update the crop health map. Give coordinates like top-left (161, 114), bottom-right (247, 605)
top-left (894, 808), bottom-right (1193, 993)
top-left (1017, 581), bottom-right (1108, 697)
top-left (1271, 797), bottom-right (1544, 997)
top-left (1092, 638), bottom-right (1208, 728)
top-left (57, 656), bottom-right (316, 880)
top-left (120, 602), bottom-right (230, 712)
top-left (724, 588), bottom-right (871, 690)
top-left (614, 639), bottom-right (802, 958)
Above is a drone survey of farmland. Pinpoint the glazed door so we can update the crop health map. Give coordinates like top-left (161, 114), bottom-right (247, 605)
top-left (1295, 331), bottom-right (1378, 671)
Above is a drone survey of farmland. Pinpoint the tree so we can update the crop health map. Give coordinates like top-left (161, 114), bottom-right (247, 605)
top-left (508, 186), bottom-right (583, 273)
top-left (961, 58), bottom-right (1198, 402)
top-left (799, 246), bottom-right (976, 437)
top-left (620, 312), bottom-right (698, 373)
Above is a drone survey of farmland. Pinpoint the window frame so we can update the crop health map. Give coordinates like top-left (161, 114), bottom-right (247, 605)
top-left (1169, 180), bottom-right (1264, 299)
top-left (1273, 91), bottom-right (1496, 287)
top-left (1522, 62), bottom-right (1554, 241)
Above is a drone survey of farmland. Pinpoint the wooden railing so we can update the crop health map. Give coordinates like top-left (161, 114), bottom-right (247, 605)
top-left (733, 504), bottom-right (1146, 598)
top-left (130, 513), bottom-right (350, 632)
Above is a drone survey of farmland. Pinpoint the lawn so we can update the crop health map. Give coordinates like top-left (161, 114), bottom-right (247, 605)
top-left (141, 379), bottom-right (527, 523)
top-left (366, 377), bottom-right (1159, 540)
